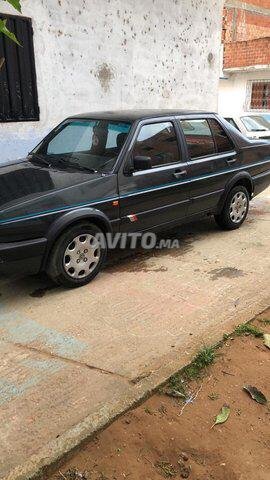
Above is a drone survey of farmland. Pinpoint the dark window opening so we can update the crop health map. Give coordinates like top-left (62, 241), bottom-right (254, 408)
top-left (180, 119), bottom-right (215, 159)
top-left (0, 13), bottom-right (39, 122)
top-left (224, 117), bottom-right (240, 131)
top-left (208, 119), bottom-right (234, 153)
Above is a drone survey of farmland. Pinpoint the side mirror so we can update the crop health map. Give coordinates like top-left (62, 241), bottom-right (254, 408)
top-left (133, 155), bottom-right (152, 172)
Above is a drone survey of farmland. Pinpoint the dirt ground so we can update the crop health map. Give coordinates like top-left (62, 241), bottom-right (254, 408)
top-left (47, 309), bottom-right (270, 480)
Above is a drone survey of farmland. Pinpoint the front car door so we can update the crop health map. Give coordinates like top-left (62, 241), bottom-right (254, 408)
top-left (177, 115), bottom-right (238, 216)
top-left (117, 118), bottom-right (190, 232)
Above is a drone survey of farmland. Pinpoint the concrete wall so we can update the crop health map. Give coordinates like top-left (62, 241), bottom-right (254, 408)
top-left (0, 0), bottom-right (223, 162)
top-left (219, 69), bottom-right (270, 114)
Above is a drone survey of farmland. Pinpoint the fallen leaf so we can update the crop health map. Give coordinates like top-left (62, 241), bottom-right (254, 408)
top-left (264, 334), bottom-right (270, 349)
top-left (243, 385), bottom-right (267, 405)
top-left (212, 404), bottom-right (230, 428)
top-left (155, 461), bottom-right (177, 478)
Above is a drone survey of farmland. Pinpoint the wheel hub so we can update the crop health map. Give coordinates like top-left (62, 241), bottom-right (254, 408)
top-left (229, 192), bottom-right (248, 224)
top-left (63, 234), bottom-right (101, 279)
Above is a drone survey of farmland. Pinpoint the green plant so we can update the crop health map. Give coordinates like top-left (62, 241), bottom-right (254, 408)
top-left (166, 345), bottom-right (217, 399)
top-left (183, 345), bottom-right (217, 380)
top-left (167, 372), bottom-right (188, 397)
top-left (259, 318), bottom-right (270, 325)
top-left (0, 1), bottom-right (22, 46)
top-left (234, 323), bottom-right (263, 338)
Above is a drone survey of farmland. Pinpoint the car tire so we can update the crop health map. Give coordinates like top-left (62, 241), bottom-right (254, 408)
top-left (46, 222), bottom-right (107, 288)
top-left (214, 185), bottom-right (250, 230)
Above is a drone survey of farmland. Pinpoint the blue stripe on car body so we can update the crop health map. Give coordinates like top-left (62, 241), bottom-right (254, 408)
top-left (0, 158), bottom-right (270, 225)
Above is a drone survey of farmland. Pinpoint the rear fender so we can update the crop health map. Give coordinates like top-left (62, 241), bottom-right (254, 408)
top-left (217, 172), bottom-right (254, 213)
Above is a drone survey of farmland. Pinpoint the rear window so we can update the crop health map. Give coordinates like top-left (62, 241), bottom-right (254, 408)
top-left (208, 119), bottom-right (234, 153)
top-left (180, 119), bottom-right (215, 159)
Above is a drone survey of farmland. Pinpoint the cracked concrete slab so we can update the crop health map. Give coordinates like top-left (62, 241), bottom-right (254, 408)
top-left (0, 188), bottom-right (269, 479)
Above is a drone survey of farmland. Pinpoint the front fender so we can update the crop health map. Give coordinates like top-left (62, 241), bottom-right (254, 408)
top-left (42, 207), bottom-right (112, 269)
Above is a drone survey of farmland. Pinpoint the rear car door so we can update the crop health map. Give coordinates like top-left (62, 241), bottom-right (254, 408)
top-left (178, 116), bottom-right (237, 215)
top-left (118, 118), bottom-right (190, 232)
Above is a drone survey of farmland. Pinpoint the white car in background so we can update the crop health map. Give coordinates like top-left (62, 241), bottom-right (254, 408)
top-left (222, 113), bottom-right (270, 141)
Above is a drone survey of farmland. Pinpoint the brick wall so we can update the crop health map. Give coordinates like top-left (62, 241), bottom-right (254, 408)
top-left (223, 5), bottom-right (270, 43)
top-left (224, 37), bottom-right (270, 69)
top-left (245, 0), bottom-right (270, 9)
top-left (223, 1), bottom-right (270, 68)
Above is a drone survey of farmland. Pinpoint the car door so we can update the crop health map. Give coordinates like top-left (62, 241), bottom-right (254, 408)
top-left (178, 116), bottom-right (237, 215)
top-left (117, 118), bottom-right (190, 232)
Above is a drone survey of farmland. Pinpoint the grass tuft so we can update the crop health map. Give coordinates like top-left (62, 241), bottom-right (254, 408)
top-left (193, 346), bottom-right (216, 369)
top-left (259, 318), bottom-right (270, 326)
top-left (167, 373), bottom-right (188, 398)
top-left (234, 323), bottom-right (263, 338)
top-left (167, 345), bottom-right (217, 396)
top-left (184, 345), bottom-right (217, 380)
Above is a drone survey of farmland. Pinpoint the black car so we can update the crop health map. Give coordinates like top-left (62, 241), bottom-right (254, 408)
top-left (1, 109), bottom-right (270, 287)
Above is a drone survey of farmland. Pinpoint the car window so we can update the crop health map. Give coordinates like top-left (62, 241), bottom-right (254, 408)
top-left (37, 119), bottom-right (131, 173)
top-left (208, 119), bottom-right (234, 153)
top-left (47, 121), bottom-right (94, 154)
top-left (180, 119), bottom-right (215, 159)
top-left (241, 116), bottom-right (268, 132)
top-left (224, 118), bottom-right (240, 131)
top-left (133, 122), bottom-right (180, 168)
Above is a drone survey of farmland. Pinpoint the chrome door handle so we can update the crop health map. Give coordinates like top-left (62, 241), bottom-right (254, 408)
top-left (174, 169), bottom-right (187, 179)
top-left (226, 158), bottom-right (237, 165)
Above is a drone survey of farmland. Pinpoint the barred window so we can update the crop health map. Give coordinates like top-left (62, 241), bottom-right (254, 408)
top-left (0, 13), bottom-right (39, 122)
top-left (250, 81), bottom-right (270, 110)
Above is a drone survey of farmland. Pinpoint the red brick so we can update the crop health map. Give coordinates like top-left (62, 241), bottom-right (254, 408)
top-left (223, 1), bottom-right (270, 67)
top-left (224, 37), bottom-right (270, 68)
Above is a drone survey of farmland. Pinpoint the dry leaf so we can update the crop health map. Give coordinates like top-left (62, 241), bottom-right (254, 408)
top-left (243, 385), bottom-right (267, 405)
top-left (212, 404), bottom-right (230, 428)
top-left (263, 334), bottom-right (270, 349)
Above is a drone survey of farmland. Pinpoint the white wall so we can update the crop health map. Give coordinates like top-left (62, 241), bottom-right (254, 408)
top-left (219, 69), bottom-right (270, 115)
top-left (0, 0), bottom-right (223, 162)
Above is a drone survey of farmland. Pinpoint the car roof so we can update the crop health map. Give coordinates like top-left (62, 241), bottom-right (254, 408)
top-left (69, 109), bottom-right (216, 122)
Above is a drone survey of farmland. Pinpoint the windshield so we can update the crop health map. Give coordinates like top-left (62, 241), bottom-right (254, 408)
top-left (241, 115), bottom-right (270, 132)
top-left (32, 119), bottom-right (131, 173)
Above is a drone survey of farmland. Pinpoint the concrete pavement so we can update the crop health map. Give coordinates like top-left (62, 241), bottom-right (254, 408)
top-left (0, 188), bottom-right (269, 480)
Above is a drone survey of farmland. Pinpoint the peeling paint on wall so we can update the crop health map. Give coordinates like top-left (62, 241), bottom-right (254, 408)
top-left (96, 63), bottom-right (115, 92)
